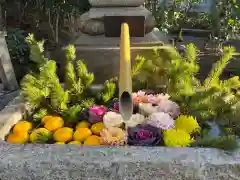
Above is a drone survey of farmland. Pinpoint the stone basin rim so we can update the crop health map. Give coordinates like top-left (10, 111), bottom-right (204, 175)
top-left (1, 141), bottom-right (239, 163)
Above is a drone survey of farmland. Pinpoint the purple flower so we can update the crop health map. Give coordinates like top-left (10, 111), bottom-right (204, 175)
top-left (157, 100), bottom-right (180, 118)
top-left (127, 124), bottom-right (162, 146)
top-left (145, 112), bottom-right (175, 130)
top-left (88, 106), bottom-right (108, 124)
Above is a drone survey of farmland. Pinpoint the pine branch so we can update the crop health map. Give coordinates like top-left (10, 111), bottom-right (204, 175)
top-left (184, 43), bottom-right (199, 65)
top-left (218, 76), bottom-right (240, 93)
top-left (64, 44), bottom-right (76, 63)
top-left (21, 74), bottom-right (50, 109)
top-left (203, 46), bottom-right (235, 89)
top-left (61, 104), bottom-right (82, 124)
top-left (101, 80), bottom-right (116, 103)
top-left (132, 55), bottom-right (145, 77)
top-left (64, 44), bottom-right (78, 90)
top-left (33, 108), bottom-right (48, 121)
top-left (76, 60), bottom-right (94, 88)
top-left (25, 34), bottom-right (47, 65)
top-left (39, 61), bottom-right (69, 110)
top-left (80, 98), bottom-right (95, 108)
top-left (65, 61), bottom-right (78, 90)
top-left (194, 135), bottom-right (238, 151)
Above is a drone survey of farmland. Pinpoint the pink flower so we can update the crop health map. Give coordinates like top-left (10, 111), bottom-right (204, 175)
top-left (88, 106), bottom-right (108, 124)
top-left (132, 91), bottom-right (148, 104)
top-left (145, 112), bottom-right (175, 130)
top-left (147, 93), bottom-right (170, 104)
top-left (157, 100), bottom-right (180, 118)
top-left (90, 106), bottom-right (107, 116)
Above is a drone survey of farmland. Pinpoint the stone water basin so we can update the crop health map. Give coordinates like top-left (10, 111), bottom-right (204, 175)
top-left (0, 96), bottom-right (240, 179)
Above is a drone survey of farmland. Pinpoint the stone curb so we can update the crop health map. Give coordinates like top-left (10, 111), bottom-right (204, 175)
top-left (0, 144), bottom-right (239, 179)
top-left (0, 94), bottom-right (27, 140)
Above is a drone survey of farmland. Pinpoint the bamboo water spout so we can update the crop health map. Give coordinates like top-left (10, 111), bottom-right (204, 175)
top-left (119, 23), bottom-right (133, 123)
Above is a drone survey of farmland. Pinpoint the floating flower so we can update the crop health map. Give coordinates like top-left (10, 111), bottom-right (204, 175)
top-left (145, 112), bottom-right (175, 130)
top-left (103, 111), bottom-right (124, 128)
top-left (132, 91), bottom-right (148, 104)
top-left (147, 93), bottom-right (170, 104)
top-left (73, 128), bottom-right (92, 142)
top-left (88, 106), bottom-right (108, 124)
top-left (44, 116), bottom-right (64, 132)
top-left (175, 115), bottom-right (200, 134)
top-left (91, 122), bottom-right (105, 136)
top-left (103, 111), bottom-right (146, 128)
top-left (7, 132), bottom-right (29, 144)
top-left (163, 129), bottom-right (195, 147)
top-left (30, 128), bottom-right (52, 143)
top-left (13, 121), bottom-right (32, 134)
top-left (157, 99), bottom-right (180, 118)
top-left (127, 124), bottom-right (162, 146)
top-left (68, 141), bottom-right (81, 145)
top-left (125, 113), bottom-right (146, 128)
top-left (139, 103), bottom-right (158, 115)
top-left (84, 135), bottom-right (101, 146)
top-left (76, 121), bottom-right (90, 129)
top-left (100, 127), bottom-right (127, 146)
top-left (53, 127), bottom-right (73, 143)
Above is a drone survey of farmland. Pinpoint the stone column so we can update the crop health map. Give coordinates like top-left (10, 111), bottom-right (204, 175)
top-left (0, 0), bottom-right (19, 91)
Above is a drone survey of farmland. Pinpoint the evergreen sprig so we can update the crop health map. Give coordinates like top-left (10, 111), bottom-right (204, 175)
top-left (203, 46), bottom-right (235, 89)
top-left (101, 80), bottom-right (116, 103)
top-left (194, 135), bottom-right (238, 151)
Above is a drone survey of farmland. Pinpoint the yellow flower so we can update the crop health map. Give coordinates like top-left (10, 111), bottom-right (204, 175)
top-left (41, 115), bottom-right (53, 124)
top-left (7, 132), bottom-right (29, 144)
top-left (175, 115), bottom-right (200, 134)
top-left (13, 121), bottom-right (32, 134)
top-left (76, 121), bottom-right (90, 129)
top-left (68, 141), bottom-right (81, 145)
top-left (30, 128), bottom-right (52, 143)
top-left (163, 129), bottom-right (195, 147)
top-left (53, 127), bottom-right (73, 142)
top-left (73, 128), bottom-right (92, 142)
top-left (84, 135), bottom-right (101, 146)
top-left (55, 142), bottom-right (65, 144)
top-left (91, 122), bottom-right (105, 135)
top-left (44, 116), bottom-right (64, 131)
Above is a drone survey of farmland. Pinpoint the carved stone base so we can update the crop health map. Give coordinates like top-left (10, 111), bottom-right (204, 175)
top-left (78, 12), bottom-right (156, 36)
top-left (79, 12), bottom-right (104, 36)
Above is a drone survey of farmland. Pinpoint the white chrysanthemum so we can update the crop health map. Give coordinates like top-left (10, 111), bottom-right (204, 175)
top-left (146, 112), bottom-right (175, 130)
top-left (139, 103), bottom-right (158, 115)
top-left (125, 113), bottom-right (146, 128)
top-left (103, 111), bottom-right (124, 128)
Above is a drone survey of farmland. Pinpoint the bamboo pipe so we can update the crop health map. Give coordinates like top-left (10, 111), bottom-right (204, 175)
top-left (119, 23), bottom-right (133, 123)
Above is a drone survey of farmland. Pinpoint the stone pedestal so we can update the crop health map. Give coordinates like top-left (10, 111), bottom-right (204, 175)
top-left (0, 32), bottom-right (19, 91)
top-left (67, 0), bottom-right (168, 83)
top-left (69, 29), bottom-right (168, 83)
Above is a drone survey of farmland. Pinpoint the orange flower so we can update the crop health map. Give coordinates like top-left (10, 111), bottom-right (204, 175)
top-left (100, 127), bottom-right (126, 146)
